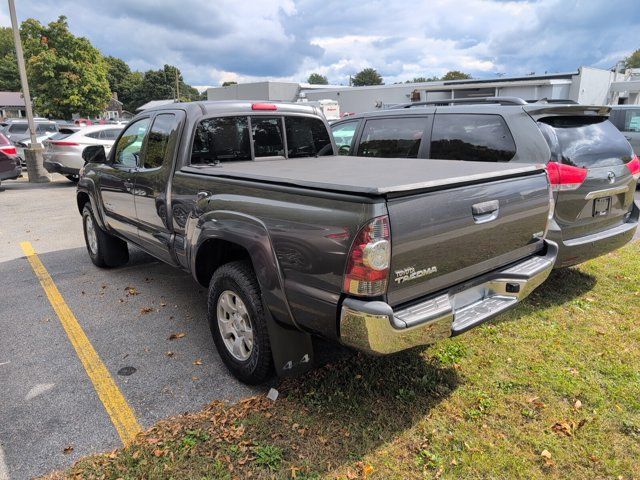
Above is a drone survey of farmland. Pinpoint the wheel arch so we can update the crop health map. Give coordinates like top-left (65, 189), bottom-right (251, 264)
top-left (191, 210), bottom-right (297, 329)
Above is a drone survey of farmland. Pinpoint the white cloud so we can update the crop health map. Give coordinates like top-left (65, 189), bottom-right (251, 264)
top-left (1, 0), bottom-right (638, 85)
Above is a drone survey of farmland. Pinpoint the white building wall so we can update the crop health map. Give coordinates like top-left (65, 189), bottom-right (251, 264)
top-left (570, 67), bottom-right (613, 104)
top-left (304, 84), bottom-right (417, 112)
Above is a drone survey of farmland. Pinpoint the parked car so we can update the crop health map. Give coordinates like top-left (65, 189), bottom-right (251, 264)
top-left (77, 100), bottom-right (557, 384)
top-left (14, 131), bottom-right (59, 166)
top-left (330, 98), bottom-right (640, 268)
top-left (43, 124), bottom-right (124, 182)
top-left (0, 132), bottom-right (22, 187)
top-left (609, 105), bottom-right (640, 155)
top-left (0, 119), bottom-right (58, 143)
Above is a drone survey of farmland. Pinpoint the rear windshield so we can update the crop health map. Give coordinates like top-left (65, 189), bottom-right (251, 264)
top-left (538, 116), bottom-right (633, 168)
top-left (190, 114), bottom-right (332, 164)
top-left (49, 132), bottom-right (72, 141)
top-left (8, 124), bottom-right (28, 134)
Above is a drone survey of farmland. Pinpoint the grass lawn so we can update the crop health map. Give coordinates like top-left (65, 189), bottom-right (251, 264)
top-left (53, 241), bottom-right (640, 479)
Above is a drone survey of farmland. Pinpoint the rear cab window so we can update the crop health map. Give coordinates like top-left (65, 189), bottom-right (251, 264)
top-left (430, 114), bottom-right (516, 162)
top-left (357, 117), bottom-right (429, 158)
top-left (189, 114), bottom-right (333, 165)
top-left (537, 116), bottom-right (633, 168)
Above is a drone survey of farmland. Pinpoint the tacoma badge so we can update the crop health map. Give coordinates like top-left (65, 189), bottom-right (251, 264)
top-left (394, 266), bottom-right (438, 285)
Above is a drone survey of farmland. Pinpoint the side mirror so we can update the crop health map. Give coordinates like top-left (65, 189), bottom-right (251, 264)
top-left (82, 145), bottom-right (107, 164)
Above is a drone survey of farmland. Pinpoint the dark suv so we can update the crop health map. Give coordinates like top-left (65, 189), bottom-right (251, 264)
top-left (330, 98), bottom-right (640, 268)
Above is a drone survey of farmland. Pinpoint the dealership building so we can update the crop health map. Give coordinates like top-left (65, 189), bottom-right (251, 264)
top-left (207, 66), bottom-right (640, 114)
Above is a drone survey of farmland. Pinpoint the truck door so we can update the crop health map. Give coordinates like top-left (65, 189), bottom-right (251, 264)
top-left (133, 111), bottom-right (185, 264)
top-left (99, 117), bottom-right (150, 240)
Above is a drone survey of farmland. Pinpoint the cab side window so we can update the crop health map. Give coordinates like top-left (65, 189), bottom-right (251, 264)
top-left (142, 114), bottom-right (181, 169)
top-left (112, 118), bottom-right (150, 167)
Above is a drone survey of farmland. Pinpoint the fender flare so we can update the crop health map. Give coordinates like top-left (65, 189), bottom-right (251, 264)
top-left (77, 180), bottom-right (109, 231)
top-left (190, 210), bottom-right (299, 330)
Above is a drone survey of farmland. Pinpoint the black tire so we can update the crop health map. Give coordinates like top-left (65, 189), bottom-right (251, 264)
top-left (66, 175), bottom-right (79, 183)
top-left (82, 204), bottom-right (129, 268)
top-left (207, 261), bottom-right (273, 384)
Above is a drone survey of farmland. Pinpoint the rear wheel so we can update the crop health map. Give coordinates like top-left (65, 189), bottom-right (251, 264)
top-left (82, 204), bottom-right (129, 268)
top-left (207, 261), bottom-right (273, 384)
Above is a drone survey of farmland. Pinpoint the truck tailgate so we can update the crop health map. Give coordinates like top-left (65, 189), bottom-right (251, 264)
top-left (387, 171), bottom-right (550, 306)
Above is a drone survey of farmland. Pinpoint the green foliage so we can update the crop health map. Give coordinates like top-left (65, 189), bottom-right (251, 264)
top-left (441, 70), bottom-right (472, 80)
top-left (434, 341), bottom-right (467, 365)
top-left (352, 67), bottom-right (383, 86)
top-left (0, 27), bottom-right (19, 91)
top-left (252, 444), bottom-right (283, 471)
top-left (20, 16), bottom-right (111, 118)
top-left (221, 81), bottom-right (237, 87)
top-left (625, 48), bottom-right (640, 69)
top-left (407, 76), bottom-right (439, 83)
top-left (307, 72), bottom-right (328, 85)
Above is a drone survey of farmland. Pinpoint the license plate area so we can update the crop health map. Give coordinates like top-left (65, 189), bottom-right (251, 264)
top-left (593, 196), bottom-right (611, 217)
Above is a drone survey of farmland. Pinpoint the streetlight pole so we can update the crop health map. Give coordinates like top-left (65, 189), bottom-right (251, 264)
top-left (8, 0), bottom-right (50, 182)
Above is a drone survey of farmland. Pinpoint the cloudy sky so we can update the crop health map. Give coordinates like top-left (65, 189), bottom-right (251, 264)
top-left (1, 0), bottom-right (638, 88)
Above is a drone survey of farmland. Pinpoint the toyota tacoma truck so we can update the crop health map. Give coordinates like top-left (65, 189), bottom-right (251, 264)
top-left (77, 101), bottom-right (557, 384)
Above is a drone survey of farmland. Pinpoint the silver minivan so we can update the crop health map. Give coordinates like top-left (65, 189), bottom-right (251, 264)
top-left (610, 105), bottom-right (640, 155)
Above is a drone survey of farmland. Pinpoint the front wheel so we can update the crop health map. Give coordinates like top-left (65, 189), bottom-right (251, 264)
top-left (207, 261), bottom-right (273, 384)
top-left (82, 204), bottom-right (129, 268)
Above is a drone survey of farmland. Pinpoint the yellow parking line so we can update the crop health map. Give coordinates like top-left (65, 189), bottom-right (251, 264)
top-left (20, 241), bottom-right (142, 445)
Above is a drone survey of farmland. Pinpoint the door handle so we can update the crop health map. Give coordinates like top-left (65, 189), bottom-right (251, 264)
top-left (472, 200), bottom-right (499, 224)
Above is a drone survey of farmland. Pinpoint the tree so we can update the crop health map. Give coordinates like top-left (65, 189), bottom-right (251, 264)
top-left (441, 70), bottom-right (472, 81)
top-left (105, 56), bottom-right (130, 95)
top-left (222, 81), bottom-right (237, 87)
top-left (625, 48), bottom-right (640, 69)
top-left (20, 16), bottom-right (111, 118)
top-left (352, 68), bottom-right (383, 86)
top-left (0, 27), bottom-right (19, 91)
top-left (307, 73), bottom-right (328, 85)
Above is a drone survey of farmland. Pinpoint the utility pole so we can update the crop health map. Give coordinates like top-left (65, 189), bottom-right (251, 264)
top-left (8, 0), bottom-right (49, 182)
top-left (175, 68), bottom-right (179, 102)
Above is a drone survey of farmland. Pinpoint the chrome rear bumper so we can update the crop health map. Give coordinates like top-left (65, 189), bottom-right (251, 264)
top-left (339, 241), bottom-right (558, 355)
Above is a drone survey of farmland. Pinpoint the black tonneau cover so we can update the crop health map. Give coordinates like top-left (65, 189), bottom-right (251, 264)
top-left (182, 156), bottom-right (545, 196)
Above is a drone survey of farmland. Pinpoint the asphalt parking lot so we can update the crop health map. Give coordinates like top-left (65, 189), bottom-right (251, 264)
top-left (0, 175), bottom-right (258, 479)
top-left (0, 175), bottom-right (639, 480)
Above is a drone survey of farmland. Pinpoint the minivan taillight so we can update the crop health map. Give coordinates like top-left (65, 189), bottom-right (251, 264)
top-left (627, 155), bottom-right (640, 181)
top-left (546, 161), bottom-right (587, 192)
top-left (343, 216), bottom-right (391, 297)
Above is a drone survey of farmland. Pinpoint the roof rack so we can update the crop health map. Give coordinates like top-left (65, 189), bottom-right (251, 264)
top-left (389, 96), bottom-right (528, 108)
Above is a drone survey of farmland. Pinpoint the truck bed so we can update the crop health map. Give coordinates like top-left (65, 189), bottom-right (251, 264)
top-left (181, 156), bottom-right (544, 196)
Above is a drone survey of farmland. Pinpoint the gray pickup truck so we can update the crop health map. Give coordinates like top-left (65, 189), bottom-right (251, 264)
top-left (77, 101), bottom-right (557, 384)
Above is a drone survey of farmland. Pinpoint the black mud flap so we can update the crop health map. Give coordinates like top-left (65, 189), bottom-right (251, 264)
top-left (264, 308), bottom-right (314, 377)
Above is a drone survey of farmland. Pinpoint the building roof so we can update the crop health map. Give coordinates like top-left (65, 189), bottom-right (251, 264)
top-left (0, 91), bottom-right (25, 107)
top-left (136, 99), bottom-right (176, 111)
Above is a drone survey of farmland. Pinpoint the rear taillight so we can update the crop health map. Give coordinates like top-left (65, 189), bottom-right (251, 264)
top-left (0, 145), bottom-right (17, 156)
top-left (627, 155), bottom-right (640, 181)
top-left (546, 161), bottom-right (587, 192)
top-left (343, 216), bottom-right (391, 297)
top-left (51, 141), bottom-right (79, 146)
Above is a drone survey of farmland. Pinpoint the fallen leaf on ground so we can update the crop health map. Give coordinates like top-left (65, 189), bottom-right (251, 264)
top-left (166, 351), bottom-right (174, 357)
top-left (552, 421), bottom-right (574, 436)
top-left (193, 358), bottom-right (203, 365)
top-left (63, 445), bottom-right (74, 454)
top-left (140, 307), bottom-right (154, 314)
top-left (574, 399), bottom-right (582, 409)
top-left (125, 286), bottom-right (139, 296)
top-left (540, 450), bottom-right (552, 459)
top-left (168, 332), bottom-right (186, 340)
